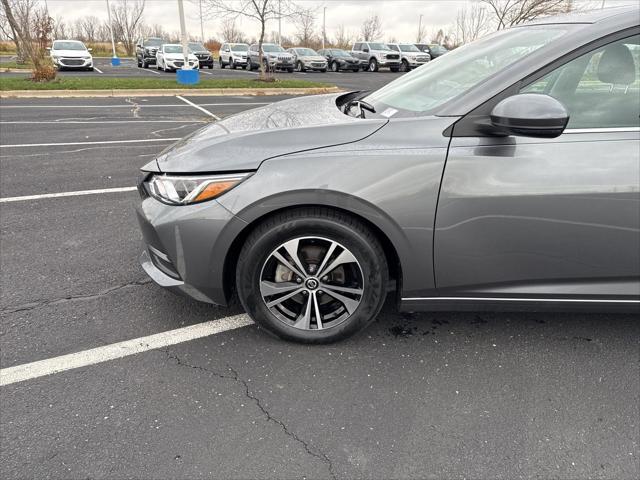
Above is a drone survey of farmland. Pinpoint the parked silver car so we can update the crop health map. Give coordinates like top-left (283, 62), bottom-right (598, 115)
top-left (247, 43), bottom-right (294, 72)
top-left (137, 7), bottom-right (640, 343)
top-left (287, 47), bottom-right (328, 72)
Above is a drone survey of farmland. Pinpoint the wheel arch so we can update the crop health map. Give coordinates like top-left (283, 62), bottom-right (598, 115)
top-left (220, 201), bottom-right (404, 305)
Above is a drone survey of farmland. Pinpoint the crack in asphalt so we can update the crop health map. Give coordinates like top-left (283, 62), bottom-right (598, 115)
top-left (1, 279), bottom-right (152, 314)
top-left (163, 349), bottom-right (338, 480)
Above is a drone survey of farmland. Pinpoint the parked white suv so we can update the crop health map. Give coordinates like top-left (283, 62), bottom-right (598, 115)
top-left (49, 40), bottom-right (93, 70)
top-left (219, 43), bottom-right (249, 69)
top-left (156, 44), bottom-right (199, 72)
top-left (351, 41), bottom-right (401, 72)
top-left (386, 43), bottom-right (431, 71)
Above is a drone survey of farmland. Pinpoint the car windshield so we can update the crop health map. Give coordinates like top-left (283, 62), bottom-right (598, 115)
top-left (189, 43), bottom-right (206, 51)
top-left (331, 50), bottom-right (350, 57)
top-left (145, 38), bottom-right (164, 46)
top-left (231, 44), bottom-right (248, 51)
top-left (263, 44), bottom-right (284, 52)
top-left (164, 45), bottom-right (184, 54)
top-left (296, 48), bottom-right (317, 56)
top-left (430, 44), bottom-right (448, 54)
top-left (368, 43), bottom-right (387, 50)
top-left (364, 25), bottom-right (572, 115)
top-left (400, 44), bottom-right (420, 52)
top-left (52, 41), bottom-right (86, 51)
top-left (387, 44), bottom-right (400, 51)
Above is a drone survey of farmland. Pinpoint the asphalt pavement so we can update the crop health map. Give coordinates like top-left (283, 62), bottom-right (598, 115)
top-left (0, 56), bottom-right (401, 92)
top-left (0, 95), bottom-right (638, 480)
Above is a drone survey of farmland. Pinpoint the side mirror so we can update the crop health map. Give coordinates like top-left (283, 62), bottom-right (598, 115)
top-left (46, 47), bottom-right (51, 50)
top-left (87, 48), bottom-right (93, 52)
top-left (490, 93), bottom-right (569, 138)
top-left (363, 48), bottom-right (369, 53)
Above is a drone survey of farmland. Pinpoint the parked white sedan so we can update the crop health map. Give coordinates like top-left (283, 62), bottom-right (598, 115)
top-left (156, 44), bottom-right (199, 72)
top-left (49, 40), bottom-right (93, 70)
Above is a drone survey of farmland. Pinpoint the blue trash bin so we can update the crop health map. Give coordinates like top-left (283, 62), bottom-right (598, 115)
top-left (176, 68), bottom-right (199, 85)
top-left (111, 57), bottom-right (121, 66)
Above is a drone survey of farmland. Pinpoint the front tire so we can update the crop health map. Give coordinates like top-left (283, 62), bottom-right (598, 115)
top-left (331, 61), bottom-right (339, 72)
top-left (237, 208), bottom-right (388, 344)
top-left (400, 59), bottom-right (409, 72)
top-left (368, 58), bottom-right (379, 72)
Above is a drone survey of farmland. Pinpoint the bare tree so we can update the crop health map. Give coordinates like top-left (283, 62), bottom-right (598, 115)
top-left (456, 4), bottom-right (491, 45)
top-left (360, 14), bottom-right (383, 41)
top-left (202, 0), bottom-right (301, 79)
top-left (110, 0), bottom-right (145, 56)
top-left (0, 0), bottom-right (38, 62)
top-left (52, 15), bottom-right (68, 40)
top-left (78, 16), bottom-right (100, 43)
top-left (332, 23), bottom-right (352, 50)
top-left (481, 0), bottom-right (573, 30)
top-left (1, 0), bottom-right (55, 78)
top-left (293, 6), bottom-right (316, 47)
top-left (416, 18), bottom-right (427, 43)
top-left (219, 18), bottom-right (245, 43)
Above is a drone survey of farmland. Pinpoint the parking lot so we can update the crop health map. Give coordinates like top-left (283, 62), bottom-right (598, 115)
top-left (0, 56), bottom-right (401, 91)
top-left (0, 94), bottom-right (638, 479)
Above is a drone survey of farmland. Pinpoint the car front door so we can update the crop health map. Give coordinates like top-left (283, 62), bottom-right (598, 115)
top-left (434, 33), bottom-right (640, 303)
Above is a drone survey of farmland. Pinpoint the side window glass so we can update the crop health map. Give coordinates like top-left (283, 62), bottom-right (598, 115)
top-left (354, 43), bottom-right (361, 51)
top-left (522, 35), bottom-right (640, 129)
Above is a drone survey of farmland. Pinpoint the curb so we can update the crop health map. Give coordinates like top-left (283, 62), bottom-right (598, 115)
top-left (0, 87), bottom-right (342, 98)
top-left (1, 68), bottom-right (31, 73)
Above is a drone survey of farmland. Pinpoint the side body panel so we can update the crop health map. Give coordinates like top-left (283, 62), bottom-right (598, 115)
top-left (217, 116), bottom-right (456, 300)
top-left (433, 130), bottom-right (640, 300)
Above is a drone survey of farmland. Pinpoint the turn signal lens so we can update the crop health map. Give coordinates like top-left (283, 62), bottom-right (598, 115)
top-left (146, 173), bottom-right (250, 205)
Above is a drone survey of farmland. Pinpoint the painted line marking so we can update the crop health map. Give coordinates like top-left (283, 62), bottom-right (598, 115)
top-left (144, 68), bottom-right (161, 75)
top-left (0, 315), bottom-right (254, 386)
top-left (0, 186), bottom-right (137, 203)
top-left (176, 95), bottom-right (221, 120)
top-left (93, 66), bottom-right (104, 74)
top-left (200, 70), bottom-right (213, 75)
top-left (0, 102), bottom-right (271, 108)
top-left (0, 120), bottom-right (205, 124)
top-left (1, 137), bottom-right (181, 148)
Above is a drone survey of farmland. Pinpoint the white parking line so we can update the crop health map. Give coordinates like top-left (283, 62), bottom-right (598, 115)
top-left (0, 120), bottom-right (205, 124)
top-left (1, 138), bottom-right (181, 148)
top-left (144, 68), bottom-right (161, 75)
top-left (0, 314), bottom-right (254, 386)
top-left (0, 186), bottom-right (137, 203)
top-left (93, 67), bottom-right (104, 74)
top-left (176, 95), bottom-right (221, 120)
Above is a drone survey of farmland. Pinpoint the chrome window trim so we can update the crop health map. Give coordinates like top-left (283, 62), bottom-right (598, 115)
top-left (403, 296), bottom-right (640, 303)
top-left (564, 127), bottom-right (640, 134)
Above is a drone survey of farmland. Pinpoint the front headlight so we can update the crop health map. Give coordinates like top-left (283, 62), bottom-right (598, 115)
top-left (146, 173), bottom-right (250, 205)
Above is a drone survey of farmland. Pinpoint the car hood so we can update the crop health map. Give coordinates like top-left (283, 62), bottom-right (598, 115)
top-left (51, 49), bottom-right (89, 57)
top-left (164, 53), bottom-right (197, 60)
top-left (149, 93), bottom-right (387, 173)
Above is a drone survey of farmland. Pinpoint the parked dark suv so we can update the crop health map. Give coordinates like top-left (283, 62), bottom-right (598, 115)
top-left (318, 48), bottom-right (360, 72)
top-left (188, 42), bottom-right (214, 69)
top-left (136, 37), bottom-right (166, 68)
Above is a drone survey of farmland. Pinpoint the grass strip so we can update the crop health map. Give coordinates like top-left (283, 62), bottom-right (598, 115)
top-left (0, 76), bottom-right (332, 91)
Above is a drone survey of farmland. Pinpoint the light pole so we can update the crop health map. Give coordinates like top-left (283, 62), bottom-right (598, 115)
top-left (176, 0), bottom-right (199, 84)
top-left (199, 0), bottom-right (205, 42)
top-left (322, 6), bottom-right (326, 50)
top-left (106, 0), bottom-right (120, 66)
top-left (417, 14), bottom-right (423, 43)
top-left (278, 0), bottom-right (282, 45)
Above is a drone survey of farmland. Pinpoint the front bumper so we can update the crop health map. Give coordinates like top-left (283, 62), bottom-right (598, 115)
top-left (136, 193), bottom-right (239, 306)
top-left (303, 61), bottom-right (328, 70)
top-left (197, 57), bottom-right (214, 67)
top-left (378, 58), bottom-right (401, 66)
top-left (53, 57), bottom-right (92, 68)
top-left (405, 57), bottom-right (430, 67)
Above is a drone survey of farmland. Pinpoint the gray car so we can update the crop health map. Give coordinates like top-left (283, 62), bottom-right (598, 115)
top-left (137, 6), bottom-right (640, 343)
top-left (287, 47), bottom-right (328, 72)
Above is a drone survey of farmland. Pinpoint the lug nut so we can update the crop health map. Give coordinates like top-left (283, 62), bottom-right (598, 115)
top-left (322, 276), bottom-right (328, 281)
top-left (296, 277), bottom-right (302, 283)
top-left (302, 290), bottom-right (308, 295)
top-left (317, 290), bottom-right (323, 295)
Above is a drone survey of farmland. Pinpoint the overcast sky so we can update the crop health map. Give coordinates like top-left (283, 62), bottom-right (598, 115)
top-left (44, 0), bottom-right (637, 43)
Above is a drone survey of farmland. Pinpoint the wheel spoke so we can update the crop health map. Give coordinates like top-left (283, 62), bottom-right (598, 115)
top-left (317, 248), bottom-right (358, 278)
top-left (320, 284), bottom-right (363, 296)
top-left (282, 239), bottom-right (308, 277)
top-left (266, 287), bottom-right (304, 308)
top-left (322, 288), bottom-right (361, 315)
top-left (312, 291), bottom-right (323, 330)
top-left (293, 293), bottom-right (313, 329)
top-left (316, 241), bottom-right (337, 279)
top-left (260, 281), bottom-right (300, 297)
top-left (272, 251), bottom-right (305, 279)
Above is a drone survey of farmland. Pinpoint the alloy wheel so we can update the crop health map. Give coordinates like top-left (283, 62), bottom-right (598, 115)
top-left (259, 237), bottom-right (364, 331)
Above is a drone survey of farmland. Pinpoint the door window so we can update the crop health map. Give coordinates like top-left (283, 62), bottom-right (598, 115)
top-left (522, 35), bottom-right (639, 129)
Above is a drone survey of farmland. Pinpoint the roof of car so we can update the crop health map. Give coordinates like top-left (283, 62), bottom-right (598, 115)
top-left (521, 5), bottom-right (639, 26)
